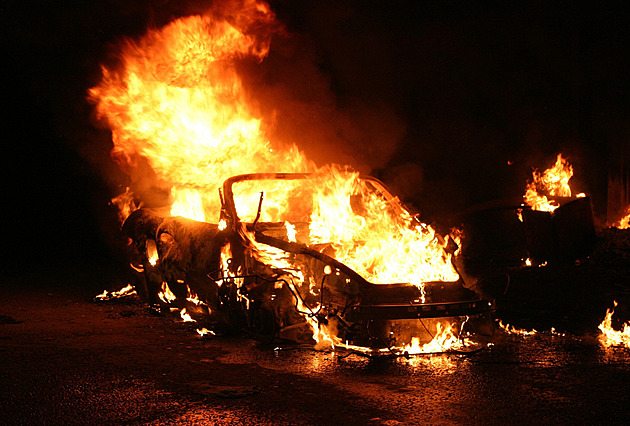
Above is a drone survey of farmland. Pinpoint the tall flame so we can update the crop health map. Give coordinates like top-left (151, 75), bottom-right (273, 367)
top-left (89, 1), bottom-right (313, 223)
top-left (524, 153), bottom-right (573, 212)
top-left (89, 0), bottom-right (461, 344)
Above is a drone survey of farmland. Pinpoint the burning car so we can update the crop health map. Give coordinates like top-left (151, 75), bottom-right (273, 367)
top-left (88, 1), bottom-right (495, 354)
top-left (122, 171), bottom-right (494, 352)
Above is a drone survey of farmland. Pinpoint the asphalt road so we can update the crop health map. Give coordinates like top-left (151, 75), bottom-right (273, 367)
top-left (1, 268), bottom-right (629, 425)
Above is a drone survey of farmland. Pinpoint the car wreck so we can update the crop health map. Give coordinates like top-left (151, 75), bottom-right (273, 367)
top-left (122, 172), bottom-right (494, 353)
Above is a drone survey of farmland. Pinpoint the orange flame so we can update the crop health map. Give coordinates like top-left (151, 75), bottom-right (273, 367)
top-left (186, 286), bottom-right (205, 306)
top-left (613, 207), bottom-right (630, 229)
top-left (146, 239), bottom-right (159, 266)
top-left (110, 187), bottom-right (141, 224)
top-left (497, 320), bottom-right (537, 336)
top-left (89, 0), bottom-right (461, 345)
top-left (90, 0), bottom-right (458, 286)
top-left (197, 327), bottom-right (216, 337)
top-left (524, 154), bottom-right (573, 212)
top-left (158, 281), bottom-right (177, 304)
top-left (89, 1), bottom-right (313, 223)
top-left (94, 284), bottom-right (136, 301)
top-left (242, 172), bottom-right (458, 289)
top-left (402, 322), bottom-right (473, 354)
top-left (180, 308), bottom-right (196, 322)
top-left (598, 301), bottom-right (630, 349)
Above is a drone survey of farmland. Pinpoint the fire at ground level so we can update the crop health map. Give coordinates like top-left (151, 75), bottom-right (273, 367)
top-left (2, 235), bottom-right (629, 425)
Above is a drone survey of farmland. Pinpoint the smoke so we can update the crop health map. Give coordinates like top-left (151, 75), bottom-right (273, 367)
top-left (234, 2), bottom-right (407, 174)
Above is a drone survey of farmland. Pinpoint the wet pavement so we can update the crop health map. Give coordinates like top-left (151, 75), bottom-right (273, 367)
top-left (1, 269), bottom-right (630, 425)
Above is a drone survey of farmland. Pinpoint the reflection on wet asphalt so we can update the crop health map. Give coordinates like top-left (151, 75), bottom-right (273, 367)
top-left (2, 281), bottom-right (629, 425)
top-left (213, 331), bottom-right (630, 424)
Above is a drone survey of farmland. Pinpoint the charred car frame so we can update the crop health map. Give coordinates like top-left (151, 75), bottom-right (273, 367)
top-left (122, 173), bottom-right (494, 350)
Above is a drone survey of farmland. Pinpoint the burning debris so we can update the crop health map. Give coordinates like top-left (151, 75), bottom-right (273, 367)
top-left (613, 207), bottom-right (630, 230)
top-left (94, 284), bottom-right (136, 301)
top-left (524, 153), bottom-right (579, 213)
top-left (497, 320), bottom-right (538, 336)
top-left (599, 301), bottom-right (630, 349)
top-left (447, 153), bottom-right (630, 347)
top-left (520, 154), bottom-right (596, 266)
top-left (496, 320), bottom-right (567, 337)
top-left (196, 327), bottom-right (216, 337)
top-left (452, 152), bottom-right (599, 301)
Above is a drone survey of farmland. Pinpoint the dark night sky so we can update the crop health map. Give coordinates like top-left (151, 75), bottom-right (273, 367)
top-left (2, 0), bottom-right (630, 271)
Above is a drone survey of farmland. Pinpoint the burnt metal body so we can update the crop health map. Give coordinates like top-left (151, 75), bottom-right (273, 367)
top-left (524, 196), bottom-right (597, 265)
top-left (455, 196), bottom-right (597, 298)
top-left (122, 173), bottom-right (493, 348)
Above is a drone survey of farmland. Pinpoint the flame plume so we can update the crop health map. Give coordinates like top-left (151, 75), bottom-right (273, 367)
top-left (89, 0), bottom-right (313, 223)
